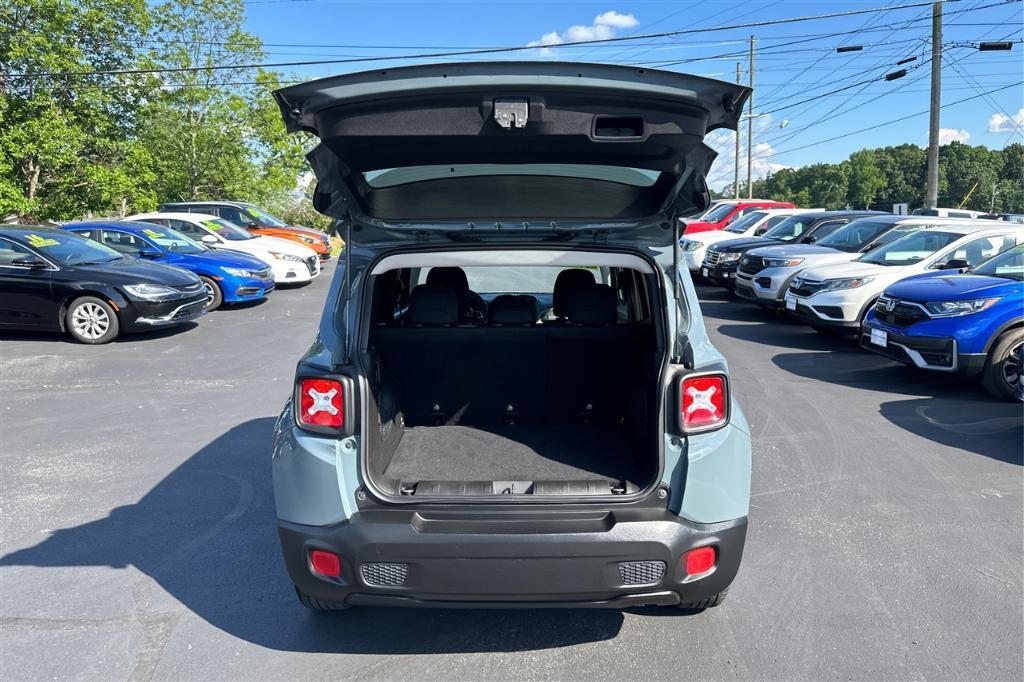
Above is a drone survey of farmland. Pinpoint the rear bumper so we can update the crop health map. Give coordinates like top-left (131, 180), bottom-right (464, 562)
top-left (279, 511), bottom-right (746, 609)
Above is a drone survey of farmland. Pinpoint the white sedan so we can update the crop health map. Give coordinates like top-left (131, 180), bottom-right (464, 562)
top-left (127, 212), bottom-right (321, 284)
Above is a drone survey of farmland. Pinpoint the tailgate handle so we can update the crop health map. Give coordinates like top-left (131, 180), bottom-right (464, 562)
top-left (494, 98), bottom-right (529, 129)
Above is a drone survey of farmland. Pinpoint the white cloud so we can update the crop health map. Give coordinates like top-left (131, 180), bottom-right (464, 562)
top-left (704, 119), bottom-right (789, 191)
top-left (527, 11), bottom-right (639, 51)
top-left (938, 128), bottom-right (971, 144)
top-left (988, 108), bottom-right (1024, 133)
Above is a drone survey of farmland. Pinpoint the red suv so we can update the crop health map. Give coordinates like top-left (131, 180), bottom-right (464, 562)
top-left (684, 200), bottom-right (796, 235)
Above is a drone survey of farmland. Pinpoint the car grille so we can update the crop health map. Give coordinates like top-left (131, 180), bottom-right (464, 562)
top-left (305, 255), bottom-right (318, 275)
top-left (174, 281), bottom-right (205, 295)
top-left (360, 562), bottom-right (408, 586)
top-left (874, 296), bottom-right (929, 327)
top-left (788, 276), bottom-right (827, 298)
top-left (173, 300), bottom-right (207, 320)
top-left (252, 268), bottom-right (273, 281)
top-left (618, 560), bottom-right (666, 586)
top-left (703, 250), bottom-right (723, 266)
top-left (738, 255), bottom-right (765, 275)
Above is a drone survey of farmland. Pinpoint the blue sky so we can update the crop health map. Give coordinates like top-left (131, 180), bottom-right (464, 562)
top-left (243, 0), bottom-right (1024, 189)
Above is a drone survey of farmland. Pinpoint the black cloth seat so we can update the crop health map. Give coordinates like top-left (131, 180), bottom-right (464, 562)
top-left (426, 267), bottom-right (487, 324)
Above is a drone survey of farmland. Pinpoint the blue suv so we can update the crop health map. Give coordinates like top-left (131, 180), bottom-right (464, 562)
top-left (64, 221), bottom-right (274, 310)
top-left (861, 243), bottom-right (1024, 401)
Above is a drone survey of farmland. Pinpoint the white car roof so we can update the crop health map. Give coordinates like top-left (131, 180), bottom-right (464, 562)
top-left (129, 212), bottom-right (221, 222)
top-left (914, 220), bottom-right (1022, 235)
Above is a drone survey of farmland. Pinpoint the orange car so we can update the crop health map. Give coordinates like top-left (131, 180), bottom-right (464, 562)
top-left (159, 201), bottom-right (333, 260)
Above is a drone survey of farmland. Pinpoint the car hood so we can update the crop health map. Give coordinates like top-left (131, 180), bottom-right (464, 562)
top-left (710, 236), bottom-right (780, 253)
top-left (77, 258), bottom-right (200, 286)
top-left (799, 260), bottom-right (907, 281)
top-left (748, 244), bottom-right (842, 258)
top-left (687, 230), bottom-right (751, 246)
top-left (884, 273), bottom-right (1019, 301)
top-left (275, 61), bottom-right (750, 246)
top-left (169, 250), bottom-right (269, 270)
top-left (250, 235), bottom-right (317, 257)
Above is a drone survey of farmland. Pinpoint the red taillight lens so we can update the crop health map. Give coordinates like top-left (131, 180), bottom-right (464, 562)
top-left (298, 378), bottom-right (344, 429)
top-left (310, 549), bottom-right (341, 578)
top-left (680, 373), bottom-right (728, 433)
top-left (684, 546), bottom-right (717, 576)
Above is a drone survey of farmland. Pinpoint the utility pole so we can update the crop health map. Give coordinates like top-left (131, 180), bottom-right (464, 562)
top-left (734, 62), bottom-right (742, 199)
top-left (990, 182), bottom-right (998, 213)
top-left (925, 2), bottom-right (942, 209)
top-left (747, 35), bottom-right (756, 199)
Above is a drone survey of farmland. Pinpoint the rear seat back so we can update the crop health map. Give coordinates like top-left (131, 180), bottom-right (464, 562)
top-left (371, 282), bottom-right (646, 427)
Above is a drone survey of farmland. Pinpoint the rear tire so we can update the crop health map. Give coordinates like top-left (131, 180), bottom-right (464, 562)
top-left (66, 296), bottom-right (120, 344)
top-left (199, 276), bottom-right (223, 311)
top-left (982, 329), bottom-right (1024, 402)
top-left (295, 587), bottom-right (348, 611)
top-left (679, 587), bottom-right (729, 611)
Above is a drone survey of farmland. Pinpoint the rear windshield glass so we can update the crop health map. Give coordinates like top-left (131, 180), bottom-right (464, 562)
top-left (364, 164), bottom-right (662, 188)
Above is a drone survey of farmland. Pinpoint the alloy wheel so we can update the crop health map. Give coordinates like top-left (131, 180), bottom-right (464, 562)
top-left (203, 280), bottom-right (216, 304)
top-left (1002, 341), bottom-right (1024, 401)
top-left (71, 302), bottom-right (111, 340)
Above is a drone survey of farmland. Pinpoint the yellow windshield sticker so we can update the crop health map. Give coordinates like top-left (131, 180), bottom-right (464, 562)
top-left (248, 208), bottom-right (264, 218)
top-left (143, 228), bottom-right (165, 239)
top-left (203, 220), bottom-right (223, 231)
top-left (26, 234), bottom-right (60, 247)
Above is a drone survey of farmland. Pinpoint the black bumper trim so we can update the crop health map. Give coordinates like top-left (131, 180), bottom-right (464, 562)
top-left (279, 512), bottom-right (747, 609)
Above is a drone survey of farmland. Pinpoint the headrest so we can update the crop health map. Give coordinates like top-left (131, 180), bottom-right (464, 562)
top-left (566, 283), bottom-right (618, 326)
top-left (407, 284), bottom-right (458, 326)
top-left (488, 295), bottom-right (538, 326)
top-left (552, 268), bottom-right (596, 317)
top-left (426, 267), bottom-right (470, 292)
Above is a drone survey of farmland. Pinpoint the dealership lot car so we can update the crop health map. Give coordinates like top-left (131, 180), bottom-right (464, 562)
top-left (861, 243), bottom-right (1024, 401)
top-left (680, 208), bottom-right (808, 273)
top-left (0, 225), bottom-right (207, 343)
top-left (701, 210), bottom-right (883, 288)
top-left (270, 62), bottom-right (752, 611)
top-left (159, 200), bottom-right (333, 260)
top-left (786, 224), bottom-right (1023, 333)
top-left (733, 215), bottom-right (971, 308)
top-left (127, 212), bottom-right (321, 284)
top-left (682, 199), bottom-right (795, 235)
top-left (62, 221), bottom-right (274, 310)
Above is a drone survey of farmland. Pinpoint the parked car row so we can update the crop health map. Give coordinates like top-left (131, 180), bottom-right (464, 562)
top-left (683, 209), bottom-right (1024, 401)
top-left (0, 205), bottom-right (332, 344)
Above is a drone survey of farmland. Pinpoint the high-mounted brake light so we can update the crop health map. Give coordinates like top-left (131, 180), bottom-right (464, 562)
top-left (679, 373), bottom-right (729, 434)
top-left (298, 378), bottom-right (344, 429)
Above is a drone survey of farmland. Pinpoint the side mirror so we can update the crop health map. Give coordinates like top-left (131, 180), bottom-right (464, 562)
top-left (11, 255), bottom-right (48, 269)
top-left (940, 258), bottom-right (970, 270)
top-left (805, 235), bottom-right (818, 244)
top-left (754, 226), bottom-right (769, 236)
top-left (200, 235), bottom-right (218, 245)
top-left (247, 222), bottom-right (260, 230)
top-left (138, 248), bottom-right (162, 259)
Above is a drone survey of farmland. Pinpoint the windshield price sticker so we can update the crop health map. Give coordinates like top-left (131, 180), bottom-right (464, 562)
top-left (143, 229), bottom-right (166, 239)
top-left (26, 234), bottom-right (60, 248)
top-left (204, 221), bottom-right (223, 231)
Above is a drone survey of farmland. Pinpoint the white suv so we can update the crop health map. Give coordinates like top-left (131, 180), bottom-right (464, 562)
top-left (784, 224), bottom-right (1024, 332)
top-left (735, 216), bottom-right (987, 308)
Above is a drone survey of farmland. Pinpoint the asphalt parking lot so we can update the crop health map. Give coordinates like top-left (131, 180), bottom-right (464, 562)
top-left (1, 264), bottom-right (1021, 681)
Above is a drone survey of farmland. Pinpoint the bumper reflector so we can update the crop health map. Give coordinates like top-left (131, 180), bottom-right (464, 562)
top-left (684, 546), bottom-right (717, 577)
top-left (310, 550), bottom-right (341, 578)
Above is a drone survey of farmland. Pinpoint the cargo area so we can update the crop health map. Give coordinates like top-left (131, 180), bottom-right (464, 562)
top-left (361, 259), bottom-right (665, 498)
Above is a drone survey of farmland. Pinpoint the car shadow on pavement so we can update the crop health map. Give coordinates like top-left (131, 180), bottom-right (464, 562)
top-left (0, 418), bottom-right (628, 653)
top-left (0, 321), bottom-right (200, 344)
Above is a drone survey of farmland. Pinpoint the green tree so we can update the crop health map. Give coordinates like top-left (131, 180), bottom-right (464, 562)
top-left (846, 150), bottom-right (887, 209)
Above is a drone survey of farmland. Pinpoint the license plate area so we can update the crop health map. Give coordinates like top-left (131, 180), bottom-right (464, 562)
top-left (870, 328), bottom-right (888, 347)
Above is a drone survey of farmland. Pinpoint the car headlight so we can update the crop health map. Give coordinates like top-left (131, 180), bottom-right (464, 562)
top-left (924, 298), bottom-right (1001, 317)
top-left (269, 251), bottom-right (304, 263)
top-left (300, 236), bottom-right (317, 244)
top-left (764, 257), bottom-right (805, 268)
top-left (681, 240), bottom-right (702, 252)
top-left (717, 252), bottom-right (742, 263)
top-left (222, 267), bottom-right (253, 277)
top-left (820, 276), bottom-right (874, 292)
top-left (123, 283), bottom-right (180, 301)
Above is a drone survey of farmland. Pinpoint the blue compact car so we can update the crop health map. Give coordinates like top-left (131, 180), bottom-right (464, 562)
top-left (63, 221), bottom-right (274, 310)
top-left (861, 243), bottom-right (1024, 401)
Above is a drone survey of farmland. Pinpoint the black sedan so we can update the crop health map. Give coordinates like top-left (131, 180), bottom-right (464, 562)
top-left (0, 226), bottom-right (208, 344)
top-left (699, 210), bottom-right (886, 288)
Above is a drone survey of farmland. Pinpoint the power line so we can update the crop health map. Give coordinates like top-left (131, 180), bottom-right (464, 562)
top-left (5, 0), bottom-right (974, 80)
